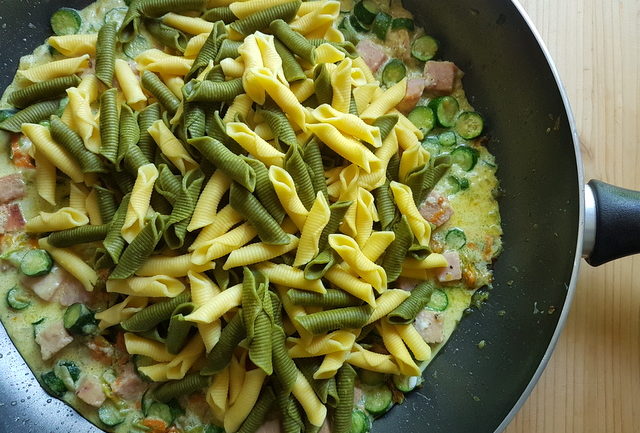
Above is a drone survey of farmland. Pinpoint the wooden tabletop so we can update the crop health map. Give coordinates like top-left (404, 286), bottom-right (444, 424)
top-left (505, 1), bottom-right (640, 432)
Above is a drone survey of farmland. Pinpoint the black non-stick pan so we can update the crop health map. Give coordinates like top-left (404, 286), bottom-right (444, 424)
top-left (1, 1), bottom-right (638, 432)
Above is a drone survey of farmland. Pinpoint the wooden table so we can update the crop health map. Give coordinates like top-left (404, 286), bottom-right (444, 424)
top-left (506, 1), bottom-right (640, 432)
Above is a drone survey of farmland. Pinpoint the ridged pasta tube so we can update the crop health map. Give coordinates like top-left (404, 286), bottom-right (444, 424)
top-left (381, 215), bottom-right (413, 283)
top-left (121, 291), bottom-right (190, 332)
top-left (141, 71), bottom-right (180, 114)
top-left (387, 281), bottom-right (435, 324)
top-left (49, 116), bottom-right (106, 173)
top-left (294, 305), bottom-right (372, 335)
top-left (189, 136), bottom-right (256, 192)
top-left (99, 88), bottom-right (120, 163)
top-left (229, 1), bottom-right (301, 37)
top-left (95, 22), bottom-right (118, 87)
top-left (0, 100), bottom-right (60, 133)
top-left (8, 75), bottom-right (80, 108)
top-left (184, 78), bottom-right (244, 102)
top-left (269, 19), bottom-right (316, 63)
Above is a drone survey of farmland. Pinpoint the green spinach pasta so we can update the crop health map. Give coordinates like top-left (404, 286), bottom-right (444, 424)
top-left (0, 0), bottom-right (502, 432)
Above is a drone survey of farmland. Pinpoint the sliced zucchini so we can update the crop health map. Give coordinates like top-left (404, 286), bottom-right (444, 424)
top-left (428, 96), bottom-right (459, 128)
top-left (19, 249), bottom-right (53, 277)
top-left (98, 400), bottom-right (125, 426)
top-left (391, 18), bottom-right (414, 31)
top-left (363, 385), bottom-right (393, 417)
top-left (63, 303), bottom-right (98, 335)
top-left (147, 401), bottom-right (175, 425)
top-left (353, 0), bottom-right (379, 26)
top-left (6, 286), bottom-right (30, 310)
top-left (447, 175), bottom-right (469, 193)
top-left (421, 136), bottom-right (440, 156)
top-left (349, 14), bottom-right (369, 32)
top-left (124, 35), bottom-right (153, 59)
top-left (438, 130), bottom-right (457, 147)
top-left (381, 59), bottom-right (406, 87)
top-left (358, 369), bottom-right (387, 386)
top-left (371, 12), bottom-right (392, 40)
top-left (41, 371), bottom-right (66, 397)
top-left (450, 146), bottom-right (479, 171)
top-left (50, 8), bottom-right (82, 36)
top-left (392, 375), bottom-right (424, 392)
top-left (411, 35), bottom-right (439, 62)
top-left (407, 106), bottom-right (435, 133)
top-left (445, 228), bottom-right (467, 249)
top-left (349, 409), bottom-right (372, 433)
top-left (205, 425), bottom-right (226, 433)
top-left (426, 289), bottom-right (449, 311)
top-left (455, 111), bottom-right (484, 139)
top-left (104, 7), bottom-right (129, 27)
top-left (56, 360), bottom-right (81, 384)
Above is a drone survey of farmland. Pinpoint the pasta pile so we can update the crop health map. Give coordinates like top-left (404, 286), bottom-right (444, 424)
top-left (1, 0), bottom-right (457, 431)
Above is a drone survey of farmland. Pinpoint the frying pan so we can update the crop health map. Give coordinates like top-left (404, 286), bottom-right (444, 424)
top-left (0, 1), bottom-right (638, 432)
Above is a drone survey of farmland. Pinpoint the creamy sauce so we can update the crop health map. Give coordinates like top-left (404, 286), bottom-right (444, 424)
top-left (0, 0), bottom-right (502, 432)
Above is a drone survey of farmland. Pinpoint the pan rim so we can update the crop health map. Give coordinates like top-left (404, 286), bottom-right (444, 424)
top-left (495, 1), bottom-right (585, 431)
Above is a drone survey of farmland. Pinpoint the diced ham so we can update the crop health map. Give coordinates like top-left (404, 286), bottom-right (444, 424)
top-left (76, 374), bottom-right (106, 407)
top-left (356, 39), bottom-right (388, 73)
top-left (397, 78), bottom-right (426, 113)
top-left (386, 29), bottom-right (411, 61)
top-left (436, 251), bottom-right (462, 283)
top-left (34, 320), bottom-right (74, 361)
top-left (414, 310), bottom-right (445, 344)
top-left (395, 277), bottom-right (421, 291)
top-left (256, 419), bottom-right (282, 433)
top-left (112, 363), bottom-right (148, 401)
top-left (419, 193), bottom-right (453, 227)
top-left (423, 61), bottom-right (460, 96)
top-left (0, 173), bottom-right (26, 204)
top-left (22, 265), bottom-right (90, 306)
top-left (0, 203), bottom-right (25, 233)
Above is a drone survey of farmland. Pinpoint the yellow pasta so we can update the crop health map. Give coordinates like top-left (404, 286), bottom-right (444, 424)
top-left (360, 78), bottom-right (407, 120)
top-left (206, 367), bottom-right (230, 422)
top-left (121, 163), bottom-right (159, 243)
top-left (148, 120), bottom-right (198, 175)
top-left (184, 283), bottom-right (242, 324)
top-left (106, 275), bottom-right (186, 298)
top-left (391, 108), bottom-right (424, 140)
top-left (85, 188), bottom-right (103, 226)
top-left (189, 170), bottom-right (232, 231)
top-left (315, 43), bottom-right (346, 64)
top-left (390, 181), bottom-right (432, 245)
top-left (184, 32), bottom-right (210, 58)
top-left (115, 59), bottom-right (147, 110)
top-left (311, 104), bottom-right (381, 147)
top-left (17, 54), bottom-right (90, 83)
top-left (34, 151), bottom-right (57, 206)
top-left (402, 254), bottom-right (449, 270)
top-left (136, 253), bottom-right (215, 277)
top-left (124, 333), bottom-right (175, 363)
top-left (224, 368), bottom-right (267, 433)
top-left (352, 56), bottom-right (376, 84)
top-left (290, 0), bottom-right (340, 35)
top-left (69, 183), bottom-right (88, 213)
top-left (191, 222), bottom-right (258, 265)
top-left (222, 94), bottom-right (254, 124)
top-left (67, 87), bottom-right (99, 152)
top-left (352, 82), bottom-right (381, 114)
top-left (138, 335), bottom-right (204, 382)
top-left (347, 343), bottom-right (400, 374)
top-left (226, 122), bottom-right (285, 167)
top-left (290, 78), bottom-right (315, 102)
top-left (365, 289), bottom-right (411, 325)
top-left (324, 26), bottom-right (346, 43)
top-left (330, 58), bottom-right (352, 112)
top-left (26, 207), bottom-right (89, 232)
top-left (38, 238), bottom-right (97, 291)
top-left (244, 68), bottom-right (307, 129)
top-left (230, 0), bottom-right (291, 18)
top-left (323, 266), bottom-right (376, 307)
top-left (395, 323), bottom-right (432, 362)
top-left (135, 49), bottom-right (172, 67)
top-left (140, 56), bottom-right (194, 76)
top-left (328, 234), bottom-right (386, 292)
top-left (190, 205), bottom-right (244, 251)
top-left (162, 13), bottom-right (215, 35)
top-left (341, 187), bottom-right (377, 246)
top-left (291, 372), bottom-right (327, 427)
top-left (78, 74), bottom-right (100, 103)
top-left (268, 166), bottom-right (309, 230)
top-left (306, 123), bottom-right (380, 173)
top-left (47, 34), bottom-right (97, 56)
top-left (362, 231), bottom-right (396, 262)
top-left (293, 192), bottom-right (331, 266)
top-left (255, 31), bottom-right (286, 84)
top-left (220, 57), bottom-right (246, 79)
top-left (315, 350), bottom-right (350, 379)
top-left (359, 129), bottom-right (399, 190)
top-left (254, 262), bottom-right (326, 293)
top-left (160, 73), bottom-right (185, 99)
top-left (378, 320), bottom-right (421, 376)
top-left (95, 296), bottom-right (148, 330)
top-left (224, 235), bottom-right (299, 269)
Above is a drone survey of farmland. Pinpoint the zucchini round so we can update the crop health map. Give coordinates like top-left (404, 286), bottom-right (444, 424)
top-left (455, 111), bottom-right (484, 139)
top-left (6, 286), bottom-right (30, 310)
top-left (450, 146), bottom-right (480, 171)
top-left (381, 59), bottom-right (406, 87)
top-left (371, 12), bottom-right (392, 40)
top-left (407, 106), bottom-right (435, 133)
top-left (19, 249), bottom-right (53, 277)
top-left (353, 0), bottom-right (379, 26)
top-left (411, 35), bottom-right (439, 61)
top-left (63, 303), bottom-right (98, 335)
top-left (426, 289), bottom-right (449, 311)
top-left (363, 385), bottom-right (394, 417)
top-left (50, 8), bottom-right (82, 36)
top-left (428, 96), bottom-right (460, 128)
top-left (445, 228), bottom-right (467, 249)
top-left (98, 400), bottom-right (125, 426)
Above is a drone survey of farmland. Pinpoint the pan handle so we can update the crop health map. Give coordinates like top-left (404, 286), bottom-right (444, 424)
top-left (584, 179), bottom-right (640, 266)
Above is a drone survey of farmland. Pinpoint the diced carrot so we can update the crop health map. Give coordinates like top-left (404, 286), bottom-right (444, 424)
top-left (87, 336), bottom-right (115, 364)
top-left (10, 135), bottom-right (34, 169)
top-left (141, 418), bottom-right (168, 433)
top-left (463, 266), bottom-right (477, 288)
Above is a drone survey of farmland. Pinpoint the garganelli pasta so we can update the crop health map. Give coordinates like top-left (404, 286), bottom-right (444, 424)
top-left (0, 0), bottom-right (502, 432)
